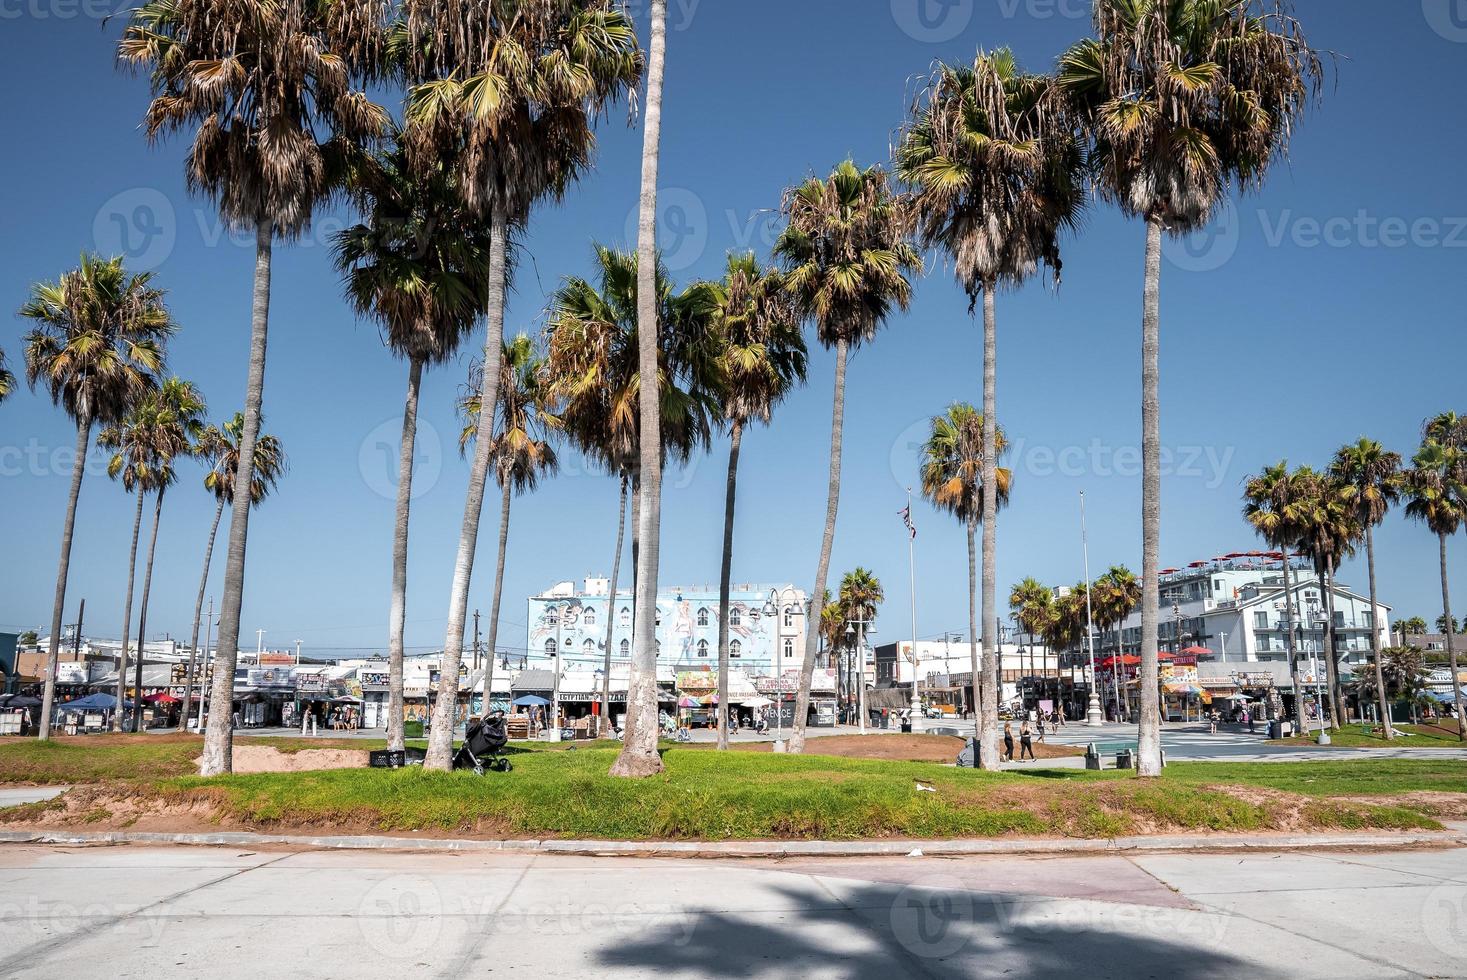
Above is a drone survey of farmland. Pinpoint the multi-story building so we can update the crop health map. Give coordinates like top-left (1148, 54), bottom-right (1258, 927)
top-left (525, 578), bottom-right (809, 676)
top-left (1095, 552), bottom-right (1390, 671)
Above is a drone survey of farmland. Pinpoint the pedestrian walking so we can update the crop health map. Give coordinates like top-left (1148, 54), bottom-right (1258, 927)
top-left (1003, 722), bottom-right (1015, 762)
top-left (1208, 709), bottom-right (1218, 735)
top-left (1247, 709), bottom-right (1256, 735)
top-left (1019, 721), bottom-right (1035, 761)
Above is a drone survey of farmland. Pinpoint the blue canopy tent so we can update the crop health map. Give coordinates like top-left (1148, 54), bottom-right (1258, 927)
top-left (512, 695), bottom-right (550, 707)
top-left (58, 693), bottom-right (132, 712)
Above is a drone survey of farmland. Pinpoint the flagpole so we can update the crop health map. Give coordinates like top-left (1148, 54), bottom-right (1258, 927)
top-left (906, 489), bottom-right (921, 726)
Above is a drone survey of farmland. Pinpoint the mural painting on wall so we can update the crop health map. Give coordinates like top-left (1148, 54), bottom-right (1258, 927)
top-left (529, 594), bottom-right (776, 664)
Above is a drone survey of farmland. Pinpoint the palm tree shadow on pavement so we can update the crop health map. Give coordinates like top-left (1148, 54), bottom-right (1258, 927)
top-left (595, 880), bottom-right (1256, 979)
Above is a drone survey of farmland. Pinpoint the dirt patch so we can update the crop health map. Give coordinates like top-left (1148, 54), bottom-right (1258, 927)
top-left (1333, 791), bottom-right (1467, 819)
top-left (733, 734), bottom-right (1081, 763)
top-left (210, 745), bottom-right (368, 774)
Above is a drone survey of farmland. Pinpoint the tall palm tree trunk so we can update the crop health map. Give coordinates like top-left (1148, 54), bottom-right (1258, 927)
top-left (610, 0), bottom-right (668, 779)
top-left (386, 355), bottom-right (425, 752)
top-left (1365, 525), bottom-right (1392, 738)
top-left (789, 336), bottom-right (848, 755)
top-left (181, 497), bottom-right (225, 730)
top-left (600, 474), bottom-right (628, 725)
top-left (38, 414), bottom-right (91, 740)
top-left (426, 203), bottom-right (510, 771)
top-left (115, 485), bottom-right (146, 732)
top-left (1325, 565), bottom-right (1345, 727)
top-left (978, 286), bottom-right (1000, 770)
top-left (715, 420), bottom-right (744, 751)
top-left (201, 218), bottom-right (274, 776)
top-left (1279, 553), bottom-right (1308, 736)
top-left (1441, 533), bottom-right (1464, 741)
top-left (966, 517), bottom-right (980, 745)
top-left (1137, 214), bottom-right (1164, 777)
top-left (481, 478), bottom-right (513, 724)
top-left (133, 488), bottom-right (165, 732)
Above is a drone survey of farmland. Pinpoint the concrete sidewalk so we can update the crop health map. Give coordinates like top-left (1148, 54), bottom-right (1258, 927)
top-left (3, 825), bottom-right (1462, 858)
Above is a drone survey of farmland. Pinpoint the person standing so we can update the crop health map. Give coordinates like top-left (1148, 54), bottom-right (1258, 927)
top-left (1019, 720), bottom-right (1035, 761)
top-left (1003, 722), bottom-right (1015, 762)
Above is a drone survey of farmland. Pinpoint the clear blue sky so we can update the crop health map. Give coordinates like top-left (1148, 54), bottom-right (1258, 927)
top-left (3, 1), bottom-right (1466, 656)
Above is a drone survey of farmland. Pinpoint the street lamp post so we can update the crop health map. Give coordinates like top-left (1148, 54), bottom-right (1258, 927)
top-left (550, 603), bottom-right (564, 742)
top-left (1080, 491), bottom-right (1105, 727)
top-left (845, 613), bottom-right (874, 735)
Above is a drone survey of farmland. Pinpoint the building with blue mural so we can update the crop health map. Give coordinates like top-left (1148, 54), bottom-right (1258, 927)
top-left (526, 578), bottom-right (809, 676)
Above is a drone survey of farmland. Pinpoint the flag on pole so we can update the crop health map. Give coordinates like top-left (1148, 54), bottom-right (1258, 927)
top-left (900, 504), bottom-right (916, 540)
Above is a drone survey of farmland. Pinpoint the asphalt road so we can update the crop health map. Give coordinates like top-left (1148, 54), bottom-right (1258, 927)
top-left (2, 843), bottom-right (1466, 978)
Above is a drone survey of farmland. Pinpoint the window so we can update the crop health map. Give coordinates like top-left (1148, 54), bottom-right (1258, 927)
top-left (1334, 611), bottom-right (1345, 628)
top-left (729, 608), bottom-right (742, 628)
top-left (546, 608), bottom-right (559, 626)
top-left (1363, 611), bottom-right (1374, 628)
top-left (730, 640), bottom-right (741, 658)
top-left (783, 606), bottom-right (795, 628)
top-left (655, 640), bottom-right (661, 654)
top-left (544, 638), bottom-right (557, 656)
top-left (583, 607), bottom-right (596, 627)
top-left (1254, 611), bottom-right (1270, 629)
top-left (697, 639), bottom-right (709, 658)
top-left (620, 639), bottom-right (629, 656)
top-left (697, 607), bottom-right (709, 627)
top-left (783, 638), bottom-right (793, 660)
top-left (749, 610), bottom-right (761, 628)
top-left (619, 607), bottom-right (630, 627)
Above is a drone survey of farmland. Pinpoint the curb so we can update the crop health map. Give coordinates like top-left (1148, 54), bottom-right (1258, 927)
top-left (1, 828), bottom-right (1462, 859)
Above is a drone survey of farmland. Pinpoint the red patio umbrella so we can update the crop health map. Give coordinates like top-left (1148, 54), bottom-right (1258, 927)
top-left (143, 693), bottom-right (179, 704)
top-left (1179, 646), bottom-right (1212, 657)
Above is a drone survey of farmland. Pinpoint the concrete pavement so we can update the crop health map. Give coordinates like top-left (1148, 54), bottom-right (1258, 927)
top-left (3, 843), bottom-right (1467, 977)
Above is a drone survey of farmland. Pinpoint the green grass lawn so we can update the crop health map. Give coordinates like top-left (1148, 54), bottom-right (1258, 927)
top-left (1269, 724), bottom-right (1466, 749)
top-left (2, 735), bottom-right (1458, 840)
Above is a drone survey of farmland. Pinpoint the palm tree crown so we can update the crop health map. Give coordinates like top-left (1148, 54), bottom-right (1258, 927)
top-left (0, 348), bottom-right (12, 404)
top-left (544, 244), bottom-right (720, 475)
top-left (708, 253), bottom-right (807, 428)
top-left (99, 376), bottom-right (208, 494)
top-left (21, 254), bottom-right (173, 427)
top-left (919, 404), bottom-right (1012, 525)
top-left (1330, 438), bottom-right (1402, 531)
top-left (1010, 578), bottom-right (1055, 640)
top-left (199, 412), bottom-right (288, 508)
top-left (461, 334), bottom-right (559, 494)
top-left (1057, 0), bottom-right (1325, 230)
top-left (775, 160), bottom-right (921, 348)
top-left (1403, 442), bottom-right (1466, 539)
top-left (119, 0), bottom-right (389, 237)
top-left (898, 47), bottom-right (1084, 299)
top-left (334, 133), bottom-right (494, 364)
top-left (839, 568), bottom-right (884, 625)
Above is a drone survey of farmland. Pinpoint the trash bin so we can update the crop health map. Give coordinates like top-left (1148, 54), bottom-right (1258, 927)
top-left (900, 721), bottom-right (912, 734)
top-left (1267, 720), bottom-right (1282, 740)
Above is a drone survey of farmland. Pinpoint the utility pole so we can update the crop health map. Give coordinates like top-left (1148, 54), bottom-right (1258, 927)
top-left (73, 598), bottom-right (85, 662)
top-left (1080, 491), bottom-right (1104, 727)
top-left (197, 597), bottom-right (213, 731)
top-left (255, 629), bottom-right (265, 658)
top-left (294, 639), bottom-right (302, 664)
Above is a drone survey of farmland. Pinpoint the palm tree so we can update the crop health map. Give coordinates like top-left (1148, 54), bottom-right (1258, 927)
top-left (20, 254), bottom-right (172, 739)
top-left (181, 413), bottom-right (287, 730)
top-left (1287, 465), bottom-right (1360, 730)
top-left (1097, 566), bottom-right (1141, 654)
top-left (921, 403), bottom-right (1012, 757)
top-left (400, 1), bottom-right (643, 774)
top-left (708, 254), bottom-right (806, 750)
top-left (121, 0), bottom-right (388, 775)
top-left (1243, 461), bottom-right (1310, 735)
top-left (1403, 439), bottom-right (1467, 739)
top-left (1402, 616), bottom-right (1430, 637)
top-left (839, 569), bottom-right (885, 715)
top-left (1010, 578), bottom-right (1055, 715)
top-left (1330, 438), bottom-right (1403, 737)
top-left (334, 133), bottom-right (492, 752)
top-left (615, 0), bottom-right (670, 779)
top-left (1059, 0), bottom-right (1325, 777)
top-left (0, 348), bottom-right (12, 404)
top-left (460, 334), bottom-right (558, 729)
top-left (1438, 615), bottom-right (1463, 635)
top-left (899, 49), bottom-right (1082, 765)
top-left (776, 160), bottom-right (921, 754)
top-left (99, 377), bottom-right (205, 729)
top-left (128, 379), bottom-right (207, 730)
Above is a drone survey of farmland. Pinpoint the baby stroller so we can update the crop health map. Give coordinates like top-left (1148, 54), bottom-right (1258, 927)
top-left (453, 712), bottom-right (512, 775)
